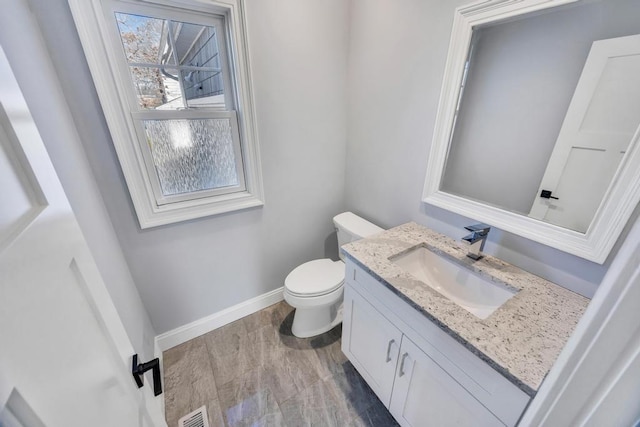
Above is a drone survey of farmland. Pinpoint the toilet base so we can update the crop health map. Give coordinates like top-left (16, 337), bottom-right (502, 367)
top-left (290, 300), bottom-right (343, 338)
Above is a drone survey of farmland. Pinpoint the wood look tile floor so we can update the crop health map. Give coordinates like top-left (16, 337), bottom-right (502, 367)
top-left (163, 301), bottom-right (399, 427)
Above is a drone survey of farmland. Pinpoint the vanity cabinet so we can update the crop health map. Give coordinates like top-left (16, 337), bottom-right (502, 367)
top-left (341, 284), bottom-right (402, 405)
top-left (342, 261), bottom-right (530, 427)
top-left (389, 335), bottom-right (504, 427)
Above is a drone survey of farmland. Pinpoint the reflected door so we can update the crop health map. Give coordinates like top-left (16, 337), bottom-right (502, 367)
top-left (0, 49), bottom-right (163, 426)
top-left (529, 34), bottom-right (640, 233)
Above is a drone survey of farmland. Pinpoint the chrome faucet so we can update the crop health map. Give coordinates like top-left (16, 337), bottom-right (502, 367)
top-left (462, 224), bottom-right (490, 260)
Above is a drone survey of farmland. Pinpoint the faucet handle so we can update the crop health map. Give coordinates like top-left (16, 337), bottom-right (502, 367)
top-left (464, 223), bottom-right (491, 234)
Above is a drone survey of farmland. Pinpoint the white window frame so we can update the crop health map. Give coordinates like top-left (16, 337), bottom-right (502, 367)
top-left (69, 0), bottom-right (264, 228)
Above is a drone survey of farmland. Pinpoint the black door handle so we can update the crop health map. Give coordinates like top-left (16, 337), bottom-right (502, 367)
top-left (132, 354), bottom-right (162, 396)
top-left (540, 190), bottom-right (559, 200)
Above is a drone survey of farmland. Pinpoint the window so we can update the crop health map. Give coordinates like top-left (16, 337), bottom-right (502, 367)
top-left (69, 0), bottom-right (263, 228)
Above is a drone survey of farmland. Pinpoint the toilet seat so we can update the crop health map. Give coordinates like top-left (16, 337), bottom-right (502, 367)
top-left (284, 259), bottom-right (345, 297)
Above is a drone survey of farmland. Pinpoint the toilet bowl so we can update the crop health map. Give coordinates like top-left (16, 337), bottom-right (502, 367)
top-left (284, 258), bottom-right (345, 338)
top-left (283, 212), bottom-right (383, 338)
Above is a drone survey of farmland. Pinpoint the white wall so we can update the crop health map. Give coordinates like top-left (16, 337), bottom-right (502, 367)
top-left (11, 0), bottom-right (639, 337)
top-left (345, 0), bottom-right (640, 298)
top-left (20, 0), bottom-right (350, 334)
top-left (0, 0), bottom-right (156, 360)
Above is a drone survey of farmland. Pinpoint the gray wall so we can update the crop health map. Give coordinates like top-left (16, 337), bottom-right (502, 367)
top-left (442, 0), bottom-right (640, 214)
top-left (12, 0), bottom-right (640, 337)
top-left (0, 0), bottom-right (156, 360)
top-left (345, 0), bottom-right (640, 298)
top-left (21, 0), bottom-right (350, 334)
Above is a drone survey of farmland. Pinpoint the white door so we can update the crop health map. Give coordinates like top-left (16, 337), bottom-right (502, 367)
top-left (389, 336), bottom-right (504, 427)
top-left (0, 47), bottom-right (165, 427)
top-left (342, 286), bottom-right (402, 407)
top-left (529, 34), bottom-right (640, 233)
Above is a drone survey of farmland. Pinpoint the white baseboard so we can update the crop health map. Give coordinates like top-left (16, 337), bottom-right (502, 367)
top-left (155, 287), bottom-right (285, 352)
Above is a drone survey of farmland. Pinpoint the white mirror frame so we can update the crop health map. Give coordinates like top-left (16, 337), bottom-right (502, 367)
top-left (423, 0), bottom-right (640, 264)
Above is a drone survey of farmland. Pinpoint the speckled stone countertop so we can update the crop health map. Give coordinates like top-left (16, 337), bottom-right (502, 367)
top-left (342, 222), bottom-right (590, 397)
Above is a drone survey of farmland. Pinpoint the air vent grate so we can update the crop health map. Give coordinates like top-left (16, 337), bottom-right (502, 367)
top-left (178, 406), bottom-right (209, 427)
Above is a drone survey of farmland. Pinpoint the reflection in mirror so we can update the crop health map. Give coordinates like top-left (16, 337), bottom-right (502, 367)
top-left (440, 0), bottom-right (640, 233)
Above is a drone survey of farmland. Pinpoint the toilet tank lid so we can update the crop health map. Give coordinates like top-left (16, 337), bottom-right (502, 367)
top-left (333, 212), bottom-right (384, 238)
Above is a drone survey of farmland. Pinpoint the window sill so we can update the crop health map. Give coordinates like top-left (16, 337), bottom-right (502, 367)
top-left (138, 190), bottom-right (264, 228)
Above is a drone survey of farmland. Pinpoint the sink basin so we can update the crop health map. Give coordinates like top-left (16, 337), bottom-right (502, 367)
top-left (391, 246), bottom-right (517, 319)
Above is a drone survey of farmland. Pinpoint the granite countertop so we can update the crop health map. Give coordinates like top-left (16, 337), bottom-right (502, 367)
top-left (342, 222), bottom-right (590, 396)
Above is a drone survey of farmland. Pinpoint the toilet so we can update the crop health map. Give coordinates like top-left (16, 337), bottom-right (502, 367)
top-left (284, 212), bottom-right (383, 338)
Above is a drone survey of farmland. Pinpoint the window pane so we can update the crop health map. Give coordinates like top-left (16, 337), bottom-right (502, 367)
top-left (169, 21), bottom-right (226, 108)
top-left (115, 12), bottom-right (227, 110)
top-left (183, 70), bottom-right (225, 108)
top-left (115, 13), bottom-right (164, 64)
top-left (142, 119), bottom-right (239, 196)
top-left (130, 66), bottom-right (183, 109)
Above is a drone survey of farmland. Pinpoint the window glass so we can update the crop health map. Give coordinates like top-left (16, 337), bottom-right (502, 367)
top-left (115, 12), bottom-right (226, 110)
top-left (115, 13), bottom-right (163, 64)
top-left (183, 70), bottom-right (225, 108)
top-left (142, 118), bottom-right (239, 197)
top-left (129, 66), bottom-right (183, 109)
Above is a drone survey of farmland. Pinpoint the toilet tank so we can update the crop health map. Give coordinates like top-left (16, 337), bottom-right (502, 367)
top-left (333, 212), bottom-right (384, 261)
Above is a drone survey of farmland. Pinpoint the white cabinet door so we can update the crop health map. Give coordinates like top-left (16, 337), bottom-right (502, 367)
top-left (390, 336), bottom-right (505, 427)
top-left (342, 285), bottom-right (403, 406)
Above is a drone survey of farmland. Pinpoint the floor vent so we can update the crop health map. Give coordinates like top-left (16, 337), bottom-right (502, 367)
top-left (177, 406), bottom-right (209, 427)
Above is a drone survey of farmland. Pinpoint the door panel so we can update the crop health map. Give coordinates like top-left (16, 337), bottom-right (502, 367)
top-left (342, 285), bottom-right (402, 406)
top-left (530, 34), bottom-right (640, 232)
top-left (0, 109), bottom-right (45, 252)
top-left (542, 146), bottom-right (624, 232)
top-left (581, 54), bottom-right (640, 133)
top-left (0, 47), bottom-right (162, 427)
top-left (390, 336), bottom-right (505, 427)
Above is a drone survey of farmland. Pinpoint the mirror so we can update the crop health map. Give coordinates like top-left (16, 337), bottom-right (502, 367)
top-left (423, 0), bottom-right (640, 264)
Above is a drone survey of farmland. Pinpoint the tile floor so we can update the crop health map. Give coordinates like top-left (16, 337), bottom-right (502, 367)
top-left (162, 301), bottom-right (399, 427)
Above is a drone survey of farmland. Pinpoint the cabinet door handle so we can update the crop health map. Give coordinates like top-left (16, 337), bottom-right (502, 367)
top-left (385, 339), bottom-right (395, 362)
top-left (399, 352), bottom-right (409, 377)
